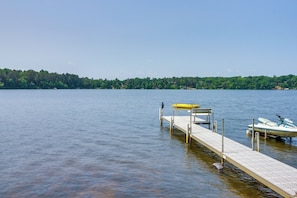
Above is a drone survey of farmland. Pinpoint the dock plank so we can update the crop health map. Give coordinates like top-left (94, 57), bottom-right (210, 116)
top-left (162, 115), bottom-right (297, 197)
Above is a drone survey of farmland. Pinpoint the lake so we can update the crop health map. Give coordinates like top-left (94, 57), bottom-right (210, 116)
top-left (1, 89), bottom-right (297, 197)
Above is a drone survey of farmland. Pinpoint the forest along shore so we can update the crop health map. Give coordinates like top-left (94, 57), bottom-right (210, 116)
top-left (0, 68), bottom-right (296, 89)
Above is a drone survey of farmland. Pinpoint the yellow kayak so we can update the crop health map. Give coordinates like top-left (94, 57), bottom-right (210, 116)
top-left (172, 103), bottom-right (200, 109)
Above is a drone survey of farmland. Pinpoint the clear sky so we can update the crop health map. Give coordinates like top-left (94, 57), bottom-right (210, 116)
top-left (1, 0), bottom-right (296, 79)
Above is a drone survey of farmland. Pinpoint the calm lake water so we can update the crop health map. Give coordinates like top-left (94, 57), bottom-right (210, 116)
top-left (1, 90), bottom-right (297, 197)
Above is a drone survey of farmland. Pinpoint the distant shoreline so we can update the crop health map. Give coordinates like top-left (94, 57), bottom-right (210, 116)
top-left (0, 68), bottom-right (296, 90)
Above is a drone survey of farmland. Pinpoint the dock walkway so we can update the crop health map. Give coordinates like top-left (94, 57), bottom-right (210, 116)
top-left (162, 115), bottom-right (297, 198)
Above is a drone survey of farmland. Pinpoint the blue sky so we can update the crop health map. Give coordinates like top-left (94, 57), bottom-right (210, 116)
top-left (1, 0), bottom-right (296, 79)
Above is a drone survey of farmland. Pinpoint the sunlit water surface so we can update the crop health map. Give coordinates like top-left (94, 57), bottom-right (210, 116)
top-left (1, 90), bottom-right (297, 197)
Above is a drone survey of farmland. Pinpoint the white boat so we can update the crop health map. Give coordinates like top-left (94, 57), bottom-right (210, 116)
top-left (248, 115), bottom-right (297, 137)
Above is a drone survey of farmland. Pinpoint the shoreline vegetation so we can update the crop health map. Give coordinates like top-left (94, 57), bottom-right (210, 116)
top-left (0, 68), bottom-right (296, 90)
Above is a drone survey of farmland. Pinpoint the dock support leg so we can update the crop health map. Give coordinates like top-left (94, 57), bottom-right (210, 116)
top-left (170, 117), bottom-right (174, 134)
top-left (256, 132), bottom-right (260, 152)
top-left (159, 107), bottom-right (163, 126)
top-left (213, 121), bottom-right (217, 133)
top-left (186, 124), bottom-right (191, 144)
top-left (212, 112), bottom-right (215, 131)
top-left (252, 119), bottom-right (255, 151)
top-left (213, 118), bottom-right (225, 171)
top-left (221, 158), bottom-right (225, 168)
top-left (221, 118), bottom-right (225, 167)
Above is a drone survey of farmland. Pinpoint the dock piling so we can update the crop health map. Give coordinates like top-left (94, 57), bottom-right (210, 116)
top-left (212, 112), bottom-right (215, 130)
top-left (186, 124), bottom-right (190, 143)
top-left (213, 121), bottom-right (217, 133)
top-left (256, 132), bottom-right (260, 152)
top-left (190, 109), bottom-right (193, 135)
top-left (221, 119), bottom-right (225, 167)
top-left (252, 118), bottom-right (255, 151)
top-left (170, 117), bottom-right (174, 134)
top-left (159, 107), bottom-right (163, 126)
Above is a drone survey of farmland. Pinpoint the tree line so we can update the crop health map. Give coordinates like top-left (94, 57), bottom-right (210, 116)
top-left (0, 68), bottom-right (296, 89)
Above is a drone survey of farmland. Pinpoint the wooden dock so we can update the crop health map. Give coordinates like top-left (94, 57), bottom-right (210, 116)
top-left (161, 110), bottom-right (297, 198)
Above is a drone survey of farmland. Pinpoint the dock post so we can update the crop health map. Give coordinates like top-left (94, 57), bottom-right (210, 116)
top-left (190, 109), bottom-right (193, 134)
top-left (212, 112), bottom-right (215, 131)
top-left (173, 109), bottom-right (175, 122)
top-left (213, 121), bottom-right (217, 133)
top-left (208, 109), bottom-right (212, 129)
top-left (252, 118), bottom-right (255, 151)
top-left (159, 107), bottom-right (163, 126)
top-left (186, 124), bottom-right (190, 143)
top-left (264, 129), bottom-right (267, 139)
top-left (221, 118), bottom-right (225, 166)
top-left (256, 132), bottom-right (260, 152)
top-left (170, 117), bottom-right (174, 134)
top-left (190, 109), bottom-right (193, 143)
